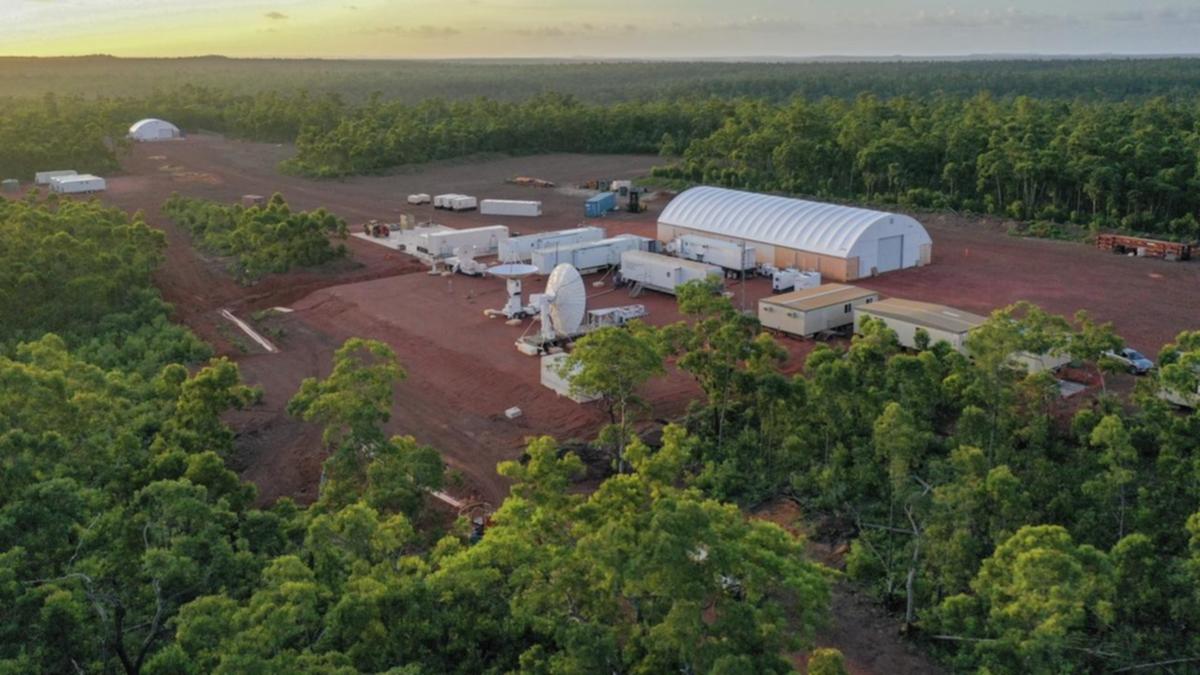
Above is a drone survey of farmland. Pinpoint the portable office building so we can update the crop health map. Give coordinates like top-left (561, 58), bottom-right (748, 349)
top-left (35, 170), bottom-right (76, 185)
top-left (530, 234), bottom-right (652, 274)
top-left (585, 192), bottom-right (617, 218)
top-left (49, 174), bottom-right (106, 194)
top-left (759, 284), bottom-right (879, 337)
top-left (619, 250), bottom-right (722, 295)
top-left (658, 186), bottom-right (932, 281)
top-left (854, 298), bottom-right (983, 353)
top-left (499, 226), bottom-right (606, 262)
top-left (480, 199), bottom-right (542, 217)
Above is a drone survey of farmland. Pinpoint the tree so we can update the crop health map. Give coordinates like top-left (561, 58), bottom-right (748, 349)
top-left (288, 338), bottom-right (405, 496)
top-left (558, 322), bottom-right (663, 469)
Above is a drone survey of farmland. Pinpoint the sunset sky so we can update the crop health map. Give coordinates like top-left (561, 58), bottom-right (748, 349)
top-left (4, 0), bottom-right (1200, 58)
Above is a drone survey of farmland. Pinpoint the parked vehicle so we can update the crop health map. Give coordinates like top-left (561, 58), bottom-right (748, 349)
top-left (1105, 347), bottom-right (1155, 374)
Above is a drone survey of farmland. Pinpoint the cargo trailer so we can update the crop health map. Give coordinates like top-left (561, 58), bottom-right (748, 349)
top-left (584, 192), bottom-right (617, 218)
top-left (618, 250), bottom-right (722, 296)
top-left (49, 174), bottom-right (106, 194)
top-left (35, 170), bottom-right (77, 185)
top-left (760, 284), bottom-right (880, 337)
top-left (668, 234), bottom-right (756, 273)
top-left (531, 234), bottom-right (652, 274)
top-left (415, 225), bottom-right (508, 261)
top-left (480, 199), bottom-right (542, 217)
top-left (499, 226), bottom-right (606, 262)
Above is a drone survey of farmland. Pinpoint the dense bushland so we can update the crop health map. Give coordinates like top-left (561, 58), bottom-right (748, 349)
top-left (0, 195), bottom-right (208, 374)
top-left (564, 280), bottom-right (1200, 672)
top-left (162, 192), bottom-right (348, 282)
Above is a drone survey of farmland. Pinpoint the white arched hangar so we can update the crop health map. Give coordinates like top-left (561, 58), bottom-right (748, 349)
top-left (128, 118), bottom-right (183, 142)
top-left (657, 186), bottom-right (932, 281)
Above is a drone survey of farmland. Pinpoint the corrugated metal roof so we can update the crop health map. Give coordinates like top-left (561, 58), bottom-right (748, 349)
top-left (761, 284), bottom-right (878, 312)
top-left (856, 298), bottom-right (987, 334)
top-left (658, 186), bottom-right (919, 258)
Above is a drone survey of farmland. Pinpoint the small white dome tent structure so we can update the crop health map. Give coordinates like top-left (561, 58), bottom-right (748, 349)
top-left (128, 118), bottom-right (183, 142)
top-left (657, 186), bottom-right (932, 281)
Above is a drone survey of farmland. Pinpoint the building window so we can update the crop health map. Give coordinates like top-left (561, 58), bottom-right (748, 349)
top-left (843, 303), bottom-right (852, 313)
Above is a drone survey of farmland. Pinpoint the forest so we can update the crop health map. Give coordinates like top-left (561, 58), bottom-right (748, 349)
top-left (162, 193), bottom-right (348, 282)
top-left (3, 193), bottom-right (1200, 672)
top-left (6, 64), bottom-right (1200, 237)
top-left (0, 197), bottom-right (834, 673)
top-left (7, 56), bottom-right (1200, 102)
top-left (557, 280), bottom-right (1200, 673)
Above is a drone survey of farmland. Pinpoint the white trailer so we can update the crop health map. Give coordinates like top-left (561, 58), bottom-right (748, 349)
top-left (668, 234), bottom-right (756, 273)
top-left (540, 353), bottom-right (600, 403)
top-left (619, 250), bottom-right (722, 296)
top-left (35, 170), bottom-right (77, 185)
top-left (416, 225), bottom-right (508, 261)
top-left (499, 226), bottom-right (606, 262)
top-left (50, 174), bottom-right (106, 194)
top-left (531, 234), bottom-right (653, 275)
top-left (480, 199), bottom-right (542, 217)
top-left (407, 193), bottom-right (431, 205)
top-left (449, 195), bottom-right (478, 211)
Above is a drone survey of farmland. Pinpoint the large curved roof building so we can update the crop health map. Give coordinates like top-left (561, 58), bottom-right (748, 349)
top-left (128, 118), bottom-right (182, 142)
top-left (657, 186), bottom-right (932, 281)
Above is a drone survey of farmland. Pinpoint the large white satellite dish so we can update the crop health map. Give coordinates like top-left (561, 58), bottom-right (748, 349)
top-left (540, 263), bottom-right (586, 338)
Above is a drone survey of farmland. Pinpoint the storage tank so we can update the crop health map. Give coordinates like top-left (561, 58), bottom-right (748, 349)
top-left (499, 226), bottom-right (606, 262)
top-left (584, 192), bottom-right (617, 218)
top-left (619, 250), bottom-right (722, 296)
top-left (480, 199), bottom-right (542, 217)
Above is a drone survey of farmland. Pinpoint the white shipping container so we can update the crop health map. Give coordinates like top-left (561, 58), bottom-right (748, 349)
top-left (417, 225), bottom-right (509, 260)
top-left (50, 175), bottom-right (106, 194)
top-left (499, 226), bottom-right (606, 262)
top-left (531, 234), bottom-right (652, 274)
top-left (407, 193), bottom-right (431, 205)
top-left (449, 195), bottom-right (478, 211)
top-left (433, 193), bottom-right (461, 209)
top-left (480, 199), bottom-right (543, 217)
top-left (670, 234), bottom-right (757, 272)
top-left (35, 170), bottom-right (77, 185)
top-left (619, 250), bottom-right (722, 296)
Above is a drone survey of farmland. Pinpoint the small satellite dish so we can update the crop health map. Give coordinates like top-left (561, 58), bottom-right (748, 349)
top-left (489, 263), bottom-right (539, 279)
top-left (543, 263), bottom-right (586, 337)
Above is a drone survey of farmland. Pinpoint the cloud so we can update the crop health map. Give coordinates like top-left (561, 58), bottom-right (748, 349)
top-left (1102, 6), bottom-right (1200, 24)
top-left (513, 26), bottom-right (567, 38)
top-left (264, 11), bottom-right (288, 20)
top-left (370, 24), bottom-right (462, 37)
top-left (720, 16), bottom-right (804, 33)
top-left (912, 8), bottom-right (1077, 29)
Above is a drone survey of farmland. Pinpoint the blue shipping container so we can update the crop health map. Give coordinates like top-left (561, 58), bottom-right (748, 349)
top-left (585, 192), bottom-right (617, 218)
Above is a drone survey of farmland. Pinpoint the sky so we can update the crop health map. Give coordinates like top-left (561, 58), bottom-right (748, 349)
top-left (4, 0), bottom-right (1200, 59)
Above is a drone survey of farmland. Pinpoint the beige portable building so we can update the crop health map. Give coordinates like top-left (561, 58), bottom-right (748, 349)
top-left (854, 298), bottom-right (985, 353)
top-left (657, 186), bottom-right (932, 282)
top-left (759, 284), bottom-right (880, 337)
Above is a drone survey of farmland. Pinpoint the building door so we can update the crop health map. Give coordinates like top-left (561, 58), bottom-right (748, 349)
top-left (876, 235), bottom-right (903, 273)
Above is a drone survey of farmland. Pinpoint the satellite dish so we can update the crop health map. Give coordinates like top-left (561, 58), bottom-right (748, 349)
top-left (489, 263), bottom-right (539, 279)
top-left (542, 263), bottom-right (586, 337)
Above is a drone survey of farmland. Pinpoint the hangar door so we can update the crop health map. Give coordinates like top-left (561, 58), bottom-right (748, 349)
top-left (876, 235), bottom-right (903, 273)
